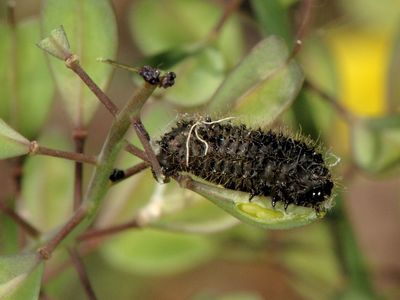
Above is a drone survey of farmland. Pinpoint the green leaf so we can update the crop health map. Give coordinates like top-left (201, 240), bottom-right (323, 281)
top-left (129, 0), bottom-right (243, 106)
top-left (207, 36), bottom-right (304, 127)
top-left (164, 47), bottom-right (226, 107)
top-left (0, 253), bottom-right (44, 300)
top-left (288, 37), bottom-right (337, 139)
top-left (250, 0), bottom-right (293, 46)
top-left (181, 177), bottom-right (333, 230)
top-left (129, 0), bottom-right (243, 68)
top-left (20, 132), bottom-right (74, 231)
top-left (0, 19), bottom-right (54, 139)
top-left (0, 119), bottom-right (30, 159)
top-left (101, 229), bottom-right (215, 276)
top-left (352, 116), bottom-right (400, 174)
top-left (41, 0), bottom-right (117, 127)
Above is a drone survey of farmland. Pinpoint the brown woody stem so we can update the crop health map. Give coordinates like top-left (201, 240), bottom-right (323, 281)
top-left (304, 80), bottom-right (357, 124)
top-left (73, 129), bottom-right (87, 211)
top-left (65, 55), bottom-right (119, 117)
top-left (0, 200), bottom-right (40, 238)
top-left (124, 143), bottom-right (149, 162)
top-left (68, 247), bottom-right (98, 300)
top-left (31, 143), bottom-right (97, 165)
top-left (38, 206), bottom-right (87, 260)
top-left (132, 117), bottom-right (164, 182)
top-left (77, 219), bottom-right (140, 242)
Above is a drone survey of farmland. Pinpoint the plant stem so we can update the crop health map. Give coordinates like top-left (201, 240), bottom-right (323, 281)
top-left (38, 206), bottom-right (87, 259)
top-left (0, 200), bottom-right (40, 238)
top-left (123, 162), bottom-right (149, 180)
top-left (37, 83), bottom-right (156, 259)
top-left (31, 143), bottom-right (97, 165)
top-left (132, 117), bottom-right (164, 182)
top-left (294, 0), bottom-right (314, 47)
top-left (68, 247), bottom-right (98, 300)
top-left (111, 162), bottom-right (149, 185)
top-left (124, 143), bottom-right (148, 162)
top-left (65, 55), bottom-right (118, 117)
top-left (304, 80), bottom-right (357, 124)
top-left (210, 0), bottom-right (243, 39)
top-left (77, 219), bottom-right (140, 241)
top-left (73, 129), bottom-right (87, 210)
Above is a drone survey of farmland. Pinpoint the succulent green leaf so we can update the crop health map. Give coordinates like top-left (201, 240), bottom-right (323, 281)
top-left (208, 36), bottom-right (304, 127)
top-left (182, 176), bottom-right (333, 230)
top-left (41, 0), bottom-right (117, 126)
top-left (352, 116), bottom-right (400, 174)
top-left (36, 25), bottom-right (71, 60)
top-left (0, 119), bottom-right (30, 159)
top-left (101, 229), bottom-right (215, 276)
top-left (0, 253), bottom-right (44, 300)
top-left (250, 0), bottom-right (293, 46)
top-left (0, 20), bottom-right (54, 139)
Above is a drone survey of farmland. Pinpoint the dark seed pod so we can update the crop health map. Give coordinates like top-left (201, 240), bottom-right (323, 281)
top-left (160, 71), bottom-right (176, 88)
top-left (156, 117), bottom-right (334, 210)
top-left (138, 66), bottom-right (161, 85)
top-left (109, 169), bottom-right (125, 182)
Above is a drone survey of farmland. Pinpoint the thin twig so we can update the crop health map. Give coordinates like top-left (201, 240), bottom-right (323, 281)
top-left (0, 200), bottom-right (40, 237)
top-left (68, 247), bottom-right (98, 300)
top-left (65, 55), bottom-right (118, 117)
top-left (295, 0), bottom-right (314, 41)
top-left (111, 162), bottom-right (149, 185)
top-left (211, 0), bottom-right (243, 38)
top-left (38, 206), bottom-right (87, 260)
top-left (73, 129), bottom-right (87, 211)
top-left (31, 143), bottom-right (97, 165)
top-left (77, 219), bottom-right (140, 242)
top-left (124, 142), bottom-right (149, 162)
top-left (132, 118), bottom-right (164, 182)
top-left (304, 80), bottom-right (357, 124)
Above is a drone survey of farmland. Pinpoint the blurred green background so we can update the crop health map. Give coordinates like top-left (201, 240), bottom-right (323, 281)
top-left (1, 0), bottom-right (400, 299)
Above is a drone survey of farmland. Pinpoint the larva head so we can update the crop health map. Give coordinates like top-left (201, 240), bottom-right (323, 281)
top-left (290, 151), bottom-right (334, 208)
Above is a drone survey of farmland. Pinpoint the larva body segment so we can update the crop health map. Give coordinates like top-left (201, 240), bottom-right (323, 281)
top-left (156, 117), bottom-right (334, 209)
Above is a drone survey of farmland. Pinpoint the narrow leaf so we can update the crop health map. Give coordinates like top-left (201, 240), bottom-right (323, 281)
top-left (208, 36), bottom-right (304, 127)
top-left (0, 253), bottom-right (44, 300)
top-left (0, 119), bottom-right (30, 159)
top-left (41, 0), bottom-right (118, 126)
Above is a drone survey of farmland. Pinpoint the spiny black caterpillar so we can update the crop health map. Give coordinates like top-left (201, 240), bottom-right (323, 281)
top-left (156, 116), bottom-right (334, 210)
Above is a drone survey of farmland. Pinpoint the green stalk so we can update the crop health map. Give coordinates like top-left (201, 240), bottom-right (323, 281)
top-left (35, 83), bottom-right (156, 252)
top-left (81, 82), bottom-right (156, 223)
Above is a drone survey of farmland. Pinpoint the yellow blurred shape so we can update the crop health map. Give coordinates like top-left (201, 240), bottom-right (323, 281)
top-left (327, 29), bottom-right (389, 116)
